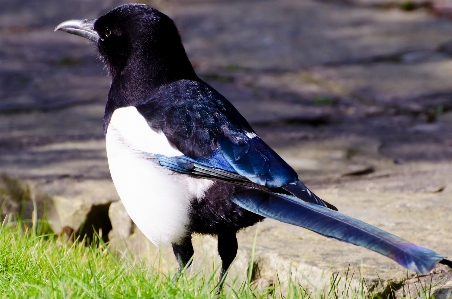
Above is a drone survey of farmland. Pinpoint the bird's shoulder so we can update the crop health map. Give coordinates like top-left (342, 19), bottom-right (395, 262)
top-left (135, 79), bottom-right (299, 188)
top-left (139, 79), bottom-right (251, 129)
top-left (135, 79), bottom-right (254, 158)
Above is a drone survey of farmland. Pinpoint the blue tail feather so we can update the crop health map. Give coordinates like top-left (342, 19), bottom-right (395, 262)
top-left (230, 189), bottom-right (444, 274)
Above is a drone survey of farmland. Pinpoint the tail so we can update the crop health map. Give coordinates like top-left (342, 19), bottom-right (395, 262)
top-left (440, 259), bottom-right (452, 269)
top-left (231, 189), bottom-right (444, 274)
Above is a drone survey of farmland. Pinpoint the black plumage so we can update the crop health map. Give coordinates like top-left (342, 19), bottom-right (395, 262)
top-left (188, 182), bottom-right (264, 234)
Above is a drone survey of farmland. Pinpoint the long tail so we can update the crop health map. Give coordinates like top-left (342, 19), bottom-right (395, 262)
top-left (440, 259), bottom-right (452, 268)
top-left (230, 189), bottom-right (445, 274)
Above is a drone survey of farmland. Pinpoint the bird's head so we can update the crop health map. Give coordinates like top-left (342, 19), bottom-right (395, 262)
top-left (56, 4), bottom-right (196, 86)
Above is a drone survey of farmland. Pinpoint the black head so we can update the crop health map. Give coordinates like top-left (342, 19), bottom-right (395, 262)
top-left (56, 4), bottom-right (197, 90)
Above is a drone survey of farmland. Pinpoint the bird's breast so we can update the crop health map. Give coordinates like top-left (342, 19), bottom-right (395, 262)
top-left (105, 106), bottom-right (213, 245)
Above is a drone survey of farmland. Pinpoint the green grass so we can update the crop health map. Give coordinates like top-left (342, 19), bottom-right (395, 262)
top-left (0, 221), bottom-right (219, 298)
top-left (0, 219), bottom-right (440, 299)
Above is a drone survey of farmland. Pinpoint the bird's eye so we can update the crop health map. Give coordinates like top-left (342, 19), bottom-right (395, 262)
top-left (105, 28), bottom-right (111, 38)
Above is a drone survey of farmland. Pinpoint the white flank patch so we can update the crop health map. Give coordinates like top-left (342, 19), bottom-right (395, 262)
top-left (106, 106), bottom-right (213, 245)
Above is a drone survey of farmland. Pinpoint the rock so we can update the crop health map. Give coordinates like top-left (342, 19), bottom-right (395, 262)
top-left (46, 195), bottom-right (92, 235)
top-left (342, 165), bottom-right (375, 176)
top-left (394, 264), bottom-right (452, 298)
top-left (204, 77), bottom-right (337, 126)
top-left (0, 138), bottom-right (119, 236)
top-left (311, 60), bottom-right (452, 113)
top-left (434, 282), bottom-right (452, 299)
top-left (411, 123), bottom-right (440, 133)
top-left (0, 0), bottom-right (140, 28)
top-left (171, 0), bottom-right (452, 70)
top-left (438, 110), bottom-right (452, 123)
top-left (274, 136), bottom-right (386, 179)
top-left (108, 201), bottom-right (133, 241)
top-left (47, 195), bottom-right (113, 242)
top-left (0, 172), bottom-right (115, 241)
top-left (432, 0), bottom-right (452, 17)
top-left (0, 173), bottom-right (48, 225)
top-left (351, 0), bottom-right (429, 5)
top-left (400, 50), bottom-right (449, 63)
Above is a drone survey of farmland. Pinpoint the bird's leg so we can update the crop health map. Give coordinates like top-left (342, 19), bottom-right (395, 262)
top-left (216, 232), bottom-right (238, 294)
top-left (172, 235), bottom-right (194, 281)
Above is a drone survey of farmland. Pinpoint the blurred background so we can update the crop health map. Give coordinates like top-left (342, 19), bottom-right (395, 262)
top-left (1, 0), bottom-right (452, 292)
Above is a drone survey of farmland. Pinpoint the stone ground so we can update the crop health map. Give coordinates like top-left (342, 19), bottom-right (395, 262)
top-left (1, 0), bottom-right (452, 296)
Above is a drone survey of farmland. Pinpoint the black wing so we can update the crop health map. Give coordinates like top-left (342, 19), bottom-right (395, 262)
top-left (137, 79), bottom-right (335, 209)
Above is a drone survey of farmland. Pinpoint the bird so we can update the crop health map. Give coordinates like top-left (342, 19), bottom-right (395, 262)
top-left (55, 3), bottom-right (451, 292)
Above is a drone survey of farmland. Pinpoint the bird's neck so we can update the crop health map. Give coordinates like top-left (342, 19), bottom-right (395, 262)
top-left (103, 49), bottom-right (197, 133)
top-left (108, 48), bottom-right (197, 107)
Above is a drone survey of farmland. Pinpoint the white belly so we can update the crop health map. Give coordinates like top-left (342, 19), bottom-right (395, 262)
top-left (106, 106), bottom-right (213, 245)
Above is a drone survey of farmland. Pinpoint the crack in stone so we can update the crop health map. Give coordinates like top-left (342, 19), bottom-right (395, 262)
top-left (311, 0), bottom-right (432, 12)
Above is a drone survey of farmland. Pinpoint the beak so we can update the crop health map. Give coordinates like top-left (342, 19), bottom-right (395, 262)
top-left (55, 19), bottom-right (98, 42)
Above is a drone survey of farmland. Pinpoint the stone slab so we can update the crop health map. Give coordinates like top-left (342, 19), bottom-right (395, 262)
top-left (311, 59), bottom-right (452, 112)
top-left (170, 0), bottom-right (452, 70)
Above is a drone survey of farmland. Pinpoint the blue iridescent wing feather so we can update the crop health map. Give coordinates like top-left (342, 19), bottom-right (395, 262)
top-left (216, 134), bottom-right (298, 188)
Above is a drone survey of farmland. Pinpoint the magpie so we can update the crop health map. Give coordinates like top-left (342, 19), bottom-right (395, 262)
top-left (56, 4), bottom-right (451, 291)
